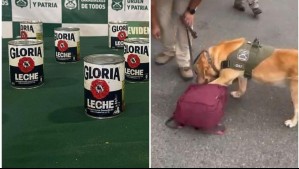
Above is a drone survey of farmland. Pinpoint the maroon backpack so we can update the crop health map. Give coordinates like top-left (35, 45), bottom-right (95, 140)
top-left (168, 84), bottom-right (228, 135)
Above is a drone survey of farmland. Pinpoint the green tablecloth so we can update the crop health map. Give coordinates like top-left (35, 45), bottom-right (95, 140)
top-left (2, 37), bottom-right (149, 168)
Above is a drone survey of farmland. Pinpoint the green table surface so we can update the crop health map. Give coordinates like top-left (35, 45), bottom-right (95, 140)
top-left (2, 37), bottom-right (149, 168)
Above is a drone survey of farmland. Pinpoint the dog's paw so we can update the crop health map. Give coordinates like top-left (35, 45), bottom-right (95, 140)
top-left (285, 120), bottom-right (297, 128)
top-left (230, 91), bottom-right (242, 98)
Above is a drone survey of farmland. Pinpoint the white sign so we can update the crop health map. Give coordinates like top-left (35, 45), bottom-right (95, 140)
top-left (108, 0), bottom-right (149, 21)
top-left (12, 0), bottom-right (62, 23)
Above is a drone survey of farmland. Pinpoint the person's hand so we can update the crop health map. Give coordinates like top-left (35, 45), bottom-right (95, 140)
top-left (182, 11), bottom-right (195, 27)
top-left (151, 23), bottom-right (161, 39)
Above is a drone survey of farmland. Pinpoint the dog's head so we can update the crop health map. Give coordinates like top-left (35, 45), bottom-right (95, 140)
top-left (193, 38), bottom-right (246, 84)
top-left (193, 49), bottom-right (219, 84)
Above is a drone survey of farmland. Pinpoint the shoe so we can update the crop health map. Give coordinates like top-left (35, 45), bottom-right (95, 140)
top-left (233, 4), bottom-right (245, 11)
top-left (154, 53), bottom-right (174, 65)
top-left (179, 67), bottom-right (193, 80)
top-left (252, 8), bottom-right (262, 16)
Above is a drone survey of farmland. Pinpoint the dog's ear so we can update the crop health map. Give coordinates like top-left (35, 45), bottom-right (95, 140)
top-left (193, 53), bottom-right (205, 76)
top-left (194, 52), bottom-right (208, 70)
top-left (198, 54), bottom-right (210, 77)
top-left (201, 57), bottom-right (210, 76)
top-left (200, 52), bottom-right (210, 68)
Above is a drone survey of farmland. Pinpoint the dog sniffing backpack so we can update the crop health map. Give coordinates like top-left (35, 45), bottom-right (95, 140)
top-left (169, 84), bottom-right (228, 133)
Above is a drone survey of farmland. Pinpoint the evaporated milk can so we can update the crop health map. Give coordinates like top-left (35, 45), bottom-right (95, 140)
top-left (8, 39), bottom-right (44, 89)
top-left (124, 38), bottom-right (149, 82)
top-left (54, 27), bottom-right (80, 63)
top-left (108, 21), bottom-right (128, 49)
top-left (20, 21), bottom-right (43, 40)
top-left (84, 54), bottom-right (125, 119)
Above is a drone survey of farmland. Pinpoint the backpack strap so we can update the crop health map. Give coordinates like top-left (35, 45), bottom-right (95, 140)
top-left (165, 117), bottom-right (181, 129)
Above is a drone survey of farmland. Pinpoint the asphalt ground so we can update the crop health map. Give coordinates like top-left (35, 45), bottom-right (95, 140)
top-left (151, 0), bottom-right (298, 167)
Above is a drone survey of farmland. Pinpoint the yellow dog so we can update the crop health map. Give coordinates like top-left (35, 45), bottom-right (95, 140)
top-left (194, 38), bottom-right (298, 128)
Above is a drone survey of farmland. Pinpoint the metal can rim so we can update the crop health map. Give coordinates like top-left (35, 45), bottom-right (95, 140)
top-left (108, 21), bottom-right (128, 24)
top-left (55, 27), bottom-right (80, 31)
top-left (8, 39), bottom-right (43, 46)
top-left (20, 20), bottom-right (43, 24)
top-left (124, 38), bottom-right (149, 44)
top-left (84, 54), bottom-right (125, 65)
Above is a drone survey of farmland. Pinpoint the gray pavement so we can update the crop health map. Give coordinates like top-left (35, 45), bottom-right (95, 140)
top-left (151, 0), bottom-right (298, 168)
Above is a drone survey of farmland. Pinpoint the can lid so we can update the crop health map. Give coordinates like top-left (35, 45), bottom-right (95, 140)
top-left (20, 20), bottom-right (43, 24)
top-left (8, 39), bottom-right (43, 46)
top-left (84, 54), bottom-right (124, 65)
top-left (109, 21), bottom-right (128, 24)
top-left (124, 38), bottom-right (149, 44)
top-left (55, 27), bottom-right (80, 31)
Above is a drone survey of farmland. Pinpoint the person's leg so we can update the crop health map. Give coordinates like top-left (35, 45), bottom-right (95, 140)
top-left (234, 0), bottom-right (246, 11)
top-left (247, 0), bottom-right (262, 15)
top-left (173, 0), bottom-right (193, 79)
top-left (155, 0), bottom-right (176, 64)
